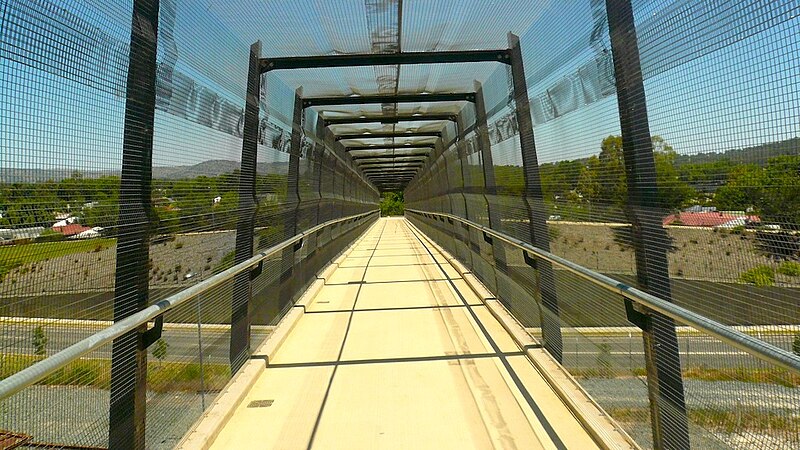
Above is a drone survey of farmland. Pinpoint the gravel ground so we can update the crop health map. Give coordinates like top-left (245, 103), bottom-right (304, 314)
top-left (1, 385), bottom-right (216, 449)
top-left (579, 377), bottom-right (800, 449)
top-left (0, 231), bottom-right (236, 297)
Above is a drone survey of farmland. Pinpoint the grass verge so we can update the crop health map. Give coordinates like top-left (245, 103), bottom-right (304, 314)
top-left (0, 353), bottom-right (230, 393)
top-left (571, 366), bottom-right (800, 387)
top-left (608, 407), bottom-right (800, 434)
top-left (0, 239), bottom-right (116, 282)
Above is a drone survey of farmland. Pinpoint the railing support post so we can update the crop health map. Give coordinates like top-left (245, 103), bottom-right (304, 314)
top-left (605, 0), bottom-right (690, 448)
top-left (507, 33), bottom-right (563, 363)
top-left (230, 41), bottom-right (261, 372)
top-left (109, 0), bottom-right (159, 448)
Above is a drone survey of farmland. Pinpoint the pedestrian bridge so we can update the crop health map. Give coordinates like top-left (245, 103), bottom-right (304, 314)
top-left (1, 1), bottom-right (799, 449)
top-left (181, 218), bottom-right (630, 449)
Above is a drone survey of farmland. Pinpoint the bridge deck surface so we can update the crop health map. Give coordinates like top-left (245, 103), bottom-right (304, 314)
top-left (209, 218), bottom-right (601, 449)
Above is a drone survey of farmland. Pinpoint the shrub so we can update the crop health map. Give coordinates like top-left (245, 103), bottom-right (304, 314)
top-left (777, 261), bottom-right (800, 277)
top-left (596, 342), bottom-right (613, 378)
top-left (33, 325), bottom-right (48, 356)
top-left (793, 334), bottom-right (800, 357)
top-left (739, 265), bottom-right (775, 287)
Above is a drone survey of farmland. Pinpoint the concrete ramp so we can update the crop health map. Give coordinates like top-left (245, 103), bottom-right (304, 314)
top-left (180, 218), bottom-right (634, 450)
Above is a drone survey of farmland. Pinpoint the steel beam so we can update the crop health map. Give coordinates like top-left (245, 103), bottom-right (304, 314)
top-left (359, 162), bottom-right (424, 168)
top-left (351, 153), bottom-right (429, 161)
top-left (109, 1), bottom-right (159, 448)
top-left (304, 92), bottom-right (475, 108)
top-left (508, 33), bottom-right (564, 363)
top-left (364, 171), bottom-right (418, 176)
top-left (336, 131), bottom-right (441, 141)
top-left (261, 50), bottom-right (510, 73)
top-left (324, 114), bottom-right (456, 125)
top-left (346, 144), bottom-right (433, 151)
top-left (606, 1), bottom-right (690, 448)
top-left (475, 80), bottom-right (508, 275)
top-left (229, 41), bottom-right (262, 374)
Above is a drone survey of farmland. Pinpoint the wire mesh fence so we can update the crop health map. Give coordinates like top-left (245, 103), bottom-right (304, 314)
top-left (406, 0), bottom-right (800, 448)
top-left (3, 0), bottom-right (799, 448)
top-left (0, 0), bottom-right (378, 447)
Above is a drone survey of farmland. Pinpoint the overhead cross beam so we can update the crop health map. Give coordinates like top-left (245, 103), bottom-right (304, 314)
top-left (358, 161), bottom-right (424, 170)
top-left (346, 144), bottom-right (433, 152)
top-left (356, 160), bottom-right (426, 167)
top-left (324, 114), bottom-right (456, 125)
top-left (304, 92), bottom-right (475, 108)
top-left (336, 131), bottom-right (441, 141)
top-left (351, 153), bottom-right (429, 161)
top-left (261, 50), bottom-right (511, 73)
top-left (363, 169), bottom-right (419, 175)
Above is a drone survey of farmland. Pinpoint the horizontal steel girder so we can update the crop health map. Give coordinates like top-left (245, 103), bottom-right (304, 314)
top-left (261, 50), bottom-right (511, 73)
top-left (356, 160), bottom-right (426, 167)
top-left (363, 170), bottom-right (418, 175)
top-left (351, 153), bottom-right (429, 161)
top-left (336, 131), bottom-right (441, 141)
top-left (346, 144), bottom-right (433, 151)
top-left (324, 114), bottom-right (456, 125)
top-left (361, 167), bottom-right (422, 172)
top-left (303, 92), bottom-right (475, 108)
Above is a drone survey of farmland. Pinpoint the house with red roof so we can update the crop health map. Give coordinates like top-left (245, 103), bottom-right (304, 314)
top-left (662, 211), bottom-right (760, 228)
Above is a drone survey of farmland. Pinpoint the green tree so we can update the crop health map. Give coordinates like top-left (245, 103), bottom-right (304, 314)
top-left (380, 192), bottom-right (404, 216)
top-left (577, 135), bottom-right (694, 211)
top-left (713, 164), bottom-right (764, 212)
top-left (758, 155), bottom-right (800, 226)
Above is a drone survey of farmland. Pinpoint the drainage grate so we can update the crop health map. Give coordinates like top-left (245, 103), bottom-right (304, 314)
top-left (247, 399), bottom-right (274, 408)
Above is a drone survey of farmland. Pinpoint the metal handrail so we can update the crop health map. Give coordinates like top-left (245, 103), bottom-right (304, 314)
top-left (406, 208), bottom-right (800, 374)
top-left (0, 210), bottom-right (379, 400)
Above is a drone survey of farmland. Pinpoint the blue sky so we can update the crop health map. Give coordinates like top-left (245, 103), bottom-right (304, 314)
top-left (1, 0), bottom-right (798, 172)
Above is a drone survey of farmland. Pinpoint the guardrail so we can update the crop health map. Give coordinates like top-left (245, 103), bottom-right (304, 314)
top-left (0, 210), bottom-right (379, 400)
top-left (406, 209), bottom-right (800, 375)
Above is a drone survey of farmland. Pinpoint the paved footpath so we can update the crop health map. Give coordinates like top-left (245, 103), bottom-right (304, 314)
top-left (207, 218), bottom-right (609, 450)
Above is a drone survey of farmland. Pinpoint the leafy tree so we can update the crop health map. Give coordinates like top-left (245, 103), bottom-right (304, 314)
top-left (758, 156), bottom-right (800, 226)
top-left (713, 164), bottom-right (763, 212)
top-left (577, 135), bottom-right (694, 212)
top-left (380, 192), bottom-right (404, 216)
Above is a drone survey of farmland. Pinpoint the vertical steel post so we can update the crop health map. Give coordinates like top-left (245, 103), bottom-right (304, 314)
top-left (280, 88), bottom-right (303, 302)
top-left (474, 81), bottom-right (508, 273)
top-left (605, 1), bottom-right (690, 448)
top-left (507, 33), bottom-right (563, 362)
top-left (109, 1), bottom-right (159, 448)
top-left (230, 41), bottom-right (261, 372)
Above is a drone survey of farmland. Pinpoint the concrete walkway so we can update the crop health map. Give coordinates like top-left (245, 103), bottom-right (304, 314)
top-left (201, 218), bottom-right (615, 449)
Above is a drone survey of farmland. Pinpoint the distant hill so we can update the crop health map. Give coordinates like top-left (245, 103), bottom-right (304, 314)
top-left (152, 160), bottom-right (289, 179)
top-left (675, 137), bottom-right (800, 166)
top-left (1, 160), bottom-right (290, 183)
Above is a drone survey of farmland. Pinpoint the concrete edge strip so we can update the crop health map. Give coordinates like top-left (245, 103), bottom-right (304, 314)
top-left (175, 306), bottom-right (304, 450)
top-left (176, 218), bottom-right (379, 450)
top-left (406, 219), bottom-right (639, 450)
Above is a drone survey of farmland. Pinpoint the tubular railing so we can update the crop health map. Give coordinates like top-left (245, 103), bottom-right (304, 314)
top-left (407, 209), bottom-right (800, 374)
top-left (0, 210), bottom-right (378, 401)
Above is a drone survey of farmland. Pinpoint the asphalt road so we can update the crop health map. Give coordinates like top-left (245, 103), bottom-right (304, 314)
top-left (558, 333), bottom-right (796, 370)
top-left (4, 319), bottom-right (794, 370)
top-left (2, 323), bottom-right (272, 365)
